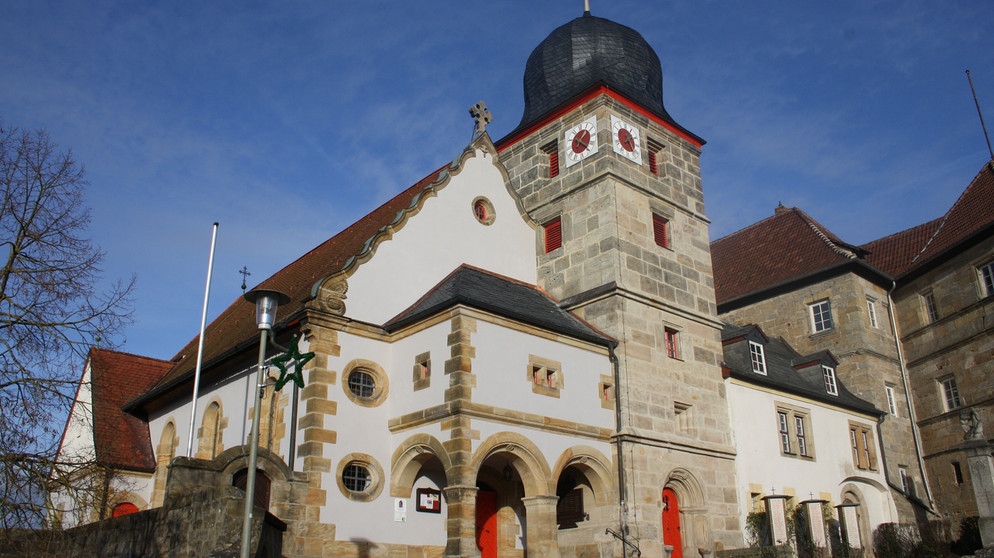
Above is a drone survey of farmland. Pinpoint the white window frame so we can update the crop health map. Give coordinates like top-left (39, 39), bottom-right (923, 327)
top-left (776, 405), bottom-right (814, 460)
top-left (940, 376), bottom-right (962, 411)
top-left (823, 365), bottom-right (839, 396)
top-left (922, 290), bottom-right (939, 324)
top-left (899, 466), bottom-right (911, 494)
top-left (867, 299), bottom-right (879, 329)
top-left (980, 261), bottom-right (994, 298)
top-left (749, 341), bottom-right (767, 375)
top-left (885, 384), bottom-right (898, 416)
top-left (809, 300), bottom-right (834, 333)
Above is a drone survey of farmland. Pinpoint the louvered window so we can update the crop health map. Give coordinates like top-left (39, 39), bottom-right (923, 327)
top-left (652, 214), bottom-right (669, 248)
top-left (544, 217), bottom-right (562, 253)
top-left (542, 141), bottom-right (560, 178)
top-left (647, 138), bottom-right (664, 175)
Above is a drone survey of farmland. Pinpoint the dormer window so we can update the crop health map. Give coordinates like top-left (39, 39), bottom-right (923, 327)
top-left (823, 366), bottom-right (838, 396)
top-left (749, 341), bottom-right (767, 375)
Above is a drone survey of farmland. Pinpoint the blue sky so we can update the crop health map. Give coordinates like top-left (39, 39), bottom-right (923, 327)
top-left (2, 1), bottom-right (992, 361)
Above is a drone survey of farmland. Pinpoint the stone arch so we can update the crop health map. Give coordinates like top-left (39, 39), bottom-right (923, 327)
top-left (550, 445), bottom-right (613, 505)
top-left (471, 432), bottom-right (553, 497)
top-left (390, 433), bottom-right (452, 498)
top-left (213, 445), bottom-right (294, 484)
top-left (196, 399), bottom-right (226, 459)
top-left (839, 482), bottom-right (875, 552)
top-left (258, 373), bottom-right (280, 452)
top-left (150, 420), bottom-right (178, 506)
top-left (663, 467), bottom-right (709, 557)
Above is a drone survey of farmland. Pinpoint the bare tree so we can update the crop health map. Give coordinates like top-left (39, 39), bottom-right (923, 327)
top-left (0, 122), bottom-right (134, 537)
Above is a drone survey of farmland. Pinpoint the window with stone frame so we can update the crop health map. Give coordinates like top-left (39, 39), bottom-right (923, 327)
top-left (867, 298), bottom-right (879, 329)
top-left (664, 327), bottom-right (680, 359)
top-left (885, 384), bottom-right (898, 416)
top-left (899, 466), bottom-right (912, 495)
top-left (922, 289), bottom-right (940, 324)
top-left (542, 140), bottom-right (560, 178)
top-left (529, 355), bottom-right (563, 397)
top-left (599, 374), bottom-right (615, 409)
top-left (809, 299), bottom-right (834, 333)
top-left (543, 216), bottom-right (562, 253)
top-left (776, 405), bottom-right (814, 460)
top-left (652, 213), bottom-right (670, 248)
top-left (749, 341), bottom-right (767, 375)
top-left (979, 260), bottom-right (994, 298)
top-left (849, 422), bottom-right (877, 470)
top-left (647, 137), bottom-right (665, 175)
top-left (939, 375), bottom-right (962, 411)
top-left (412, 352), bottom-right (431, 391)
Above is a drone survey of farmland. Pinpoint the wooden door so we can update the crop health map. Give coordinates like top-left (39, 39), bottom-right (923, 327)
top-left (662, 487), bottom-right (683, 558)
top-left (476, 489), bottom-right (498, 558)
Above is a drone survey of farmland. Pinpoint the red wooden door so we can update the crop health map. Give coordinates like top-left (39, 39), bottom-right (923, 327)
top-left (476, 490), bottom-right (498, 558)
top-left (662, 487), bottom-right (683, 558)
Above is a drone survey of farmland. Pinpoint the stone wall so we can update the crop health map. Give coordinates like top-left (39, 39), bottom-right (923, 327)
top-left (893, 237), bottom-right (994, 521)
top-left (499, 93), bottom-right (743, 555)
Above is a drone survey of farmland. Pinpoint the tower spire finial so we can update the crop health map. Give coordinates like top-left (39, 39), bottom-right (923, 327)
top-left (584, 0), bottom-right (590, 15)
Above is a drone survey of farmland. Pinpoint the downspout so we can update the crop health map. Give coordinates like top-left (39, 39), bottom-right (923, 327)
top-left (609, 344), bottom-right (629, 558)
top-left (887, 281), bottom-right (934, 506)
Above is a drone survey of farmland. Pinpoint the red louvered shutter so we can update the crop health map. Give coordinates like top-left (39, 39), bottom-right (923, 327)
top-left (544, 217), bottom-right (562, 253)
top-left (653, 214), bottom-right (669, 248)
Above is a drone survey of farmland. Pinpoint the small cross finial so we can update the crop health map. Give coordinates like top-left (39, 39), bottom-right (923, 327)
top-left (469, 101), bottom-right (492, 138)
top-left (239, 266), bottom-right (251, 294)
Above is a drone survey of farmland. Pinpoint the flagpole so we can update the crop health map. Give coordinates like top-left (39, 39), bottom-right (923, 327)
top-left (187, 222), bottom-right (219, 457)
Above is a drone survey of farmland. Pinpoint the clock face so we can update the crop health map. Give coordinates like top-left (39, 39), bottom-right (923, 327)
top-left (564, 116), bottom-right (598, 167)
top-left (611, 115), bottom-right (642, 165)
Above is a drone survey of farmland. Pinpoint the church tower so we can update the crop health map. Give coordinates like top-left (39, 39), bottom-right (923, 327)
top-left (496, 10), bottom-right (742, 555)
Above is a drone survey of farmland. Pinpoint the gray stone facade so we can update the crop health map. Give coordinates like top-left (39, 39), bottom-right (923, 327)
top-left (499, 93), bottom-right (742, 555)
top-left (893, 237), bottom-right (994, 522)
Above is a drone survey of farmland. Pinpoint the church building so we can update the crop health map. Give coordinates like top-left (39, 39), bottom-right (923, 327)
top-left (51, 6), bottom-right (994, 558)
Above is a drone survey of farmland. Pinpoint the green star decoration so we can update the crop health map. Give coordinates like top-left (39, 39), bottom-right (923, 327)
top-left (271, 335), bottom-right (315, 391)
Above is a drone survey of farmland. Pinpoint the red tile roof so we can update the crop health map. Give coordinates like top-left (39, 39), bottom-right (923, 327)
top-left (711, 161), bottom-right (994, 306)
top-left (87, 348), bottom-right (172, 471)
top-left (863, 162), bottom-right (994, 277)
top-left (142, 160), bottom-right (452, 399)
top-left (711, 205), bottom-right (866, 304)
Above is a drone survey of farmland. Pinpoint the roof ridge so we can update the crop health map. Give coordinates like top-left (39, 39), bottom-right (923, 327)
top-left (796, 209), bottom-right (858, 260)
top-left (911, 161), bottom-right (994, 264)
top-left (91, 346), bottom-right (172, 365)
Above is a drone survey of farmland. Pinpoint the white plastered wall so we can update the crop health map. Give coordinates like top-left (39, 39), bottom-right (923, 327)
top-left (346, 148), bottom-right (537, 326)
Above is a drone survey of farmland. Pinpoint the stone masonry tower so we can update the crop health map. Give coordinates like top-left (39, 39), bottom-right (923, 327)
top-left (495, 10), bottom-right (742, 557)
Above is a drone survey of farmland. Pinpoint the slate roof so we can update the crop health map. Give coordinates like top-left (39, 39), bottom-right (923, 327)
top-left (862, 162), bottom-right (994, 279)
top-left (384, 264), bottom-right (616, 348)
top-left (710, 206), bottom-right (871, 306)
top-left (515, 12), bottom-right (699, 143)
top-left (722, 324), bottom-right (881, 416)
top-left (85, 348), bottom-right (172, 471)
top-left (137, 161), bottom-right (451, 401)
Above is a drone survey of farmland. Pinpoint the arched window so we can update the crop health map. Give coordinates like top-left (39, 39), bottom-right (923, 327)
top-left (233, 468), bottom-right (271, 511)
top-left (197, 401), bottom-right (224, 459)
top-left (112, 502), bottom-right (139, 517)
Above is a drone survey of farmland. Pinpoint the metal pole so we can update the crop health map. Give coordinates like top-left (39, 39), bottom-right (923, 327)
top-left (240, 327), bottom-right (268, 558)
top-left (187, 222), bottom-right (219, 457)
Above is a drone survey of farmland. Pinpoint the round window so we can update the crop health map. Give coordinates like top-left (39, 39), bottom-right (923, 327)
top-left (342, 463), bottom-right (371, 492)
top-left (472, 197), bottom-right (495, 225)
top-left (348, 369), bottom-right (375, 399)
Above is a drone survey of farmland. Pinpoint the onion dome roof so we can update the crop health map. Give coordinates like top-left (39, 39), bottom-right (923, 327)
top-left (518, 12), bottom-right (696, 141)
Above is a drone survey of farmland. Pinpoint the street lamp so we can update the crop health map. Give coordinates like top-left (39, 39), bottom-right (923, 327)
top-left (240, 288), bottom-right (290, 558)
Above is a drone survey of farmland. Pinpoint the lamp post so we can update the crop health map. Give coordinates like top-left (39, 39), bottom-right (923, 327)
top-left (240, 288), bottom-right (289, 558)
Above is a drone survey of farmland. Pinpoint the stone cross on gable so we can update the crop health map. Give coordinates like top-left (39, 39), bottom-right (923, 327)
top-left (469, 101), bottom-right (492, 137)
